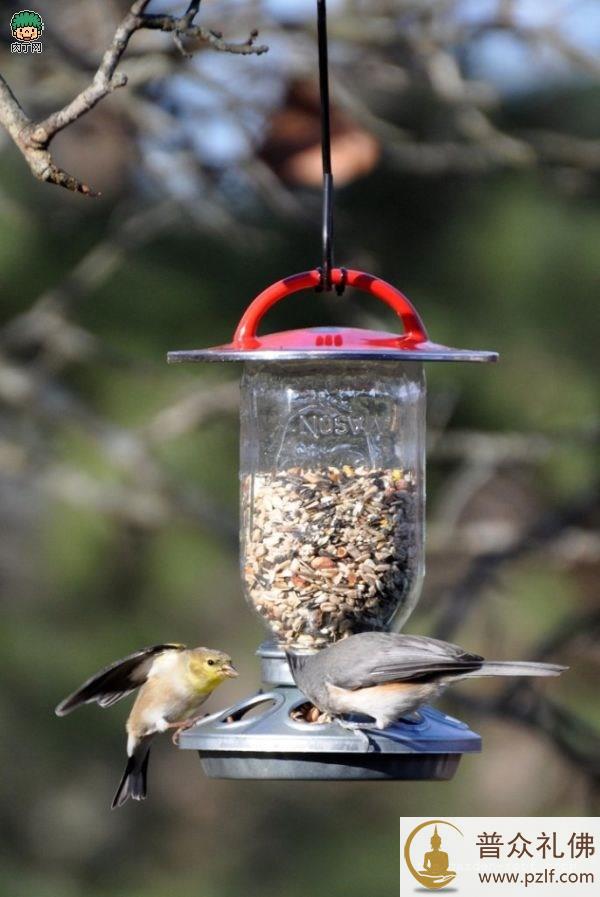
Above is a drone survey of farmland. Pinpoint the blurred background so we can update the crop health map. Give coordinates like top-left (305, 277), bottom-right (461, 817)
top-left (0, 1), bottom-right (599, 895)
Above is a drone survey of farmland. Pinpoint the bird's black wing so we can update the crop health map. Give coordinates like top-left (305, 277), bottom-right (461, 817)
top-left (55, 644), bottom-right (186, 716)
top-left (323, 632), bottom-right (484, 689)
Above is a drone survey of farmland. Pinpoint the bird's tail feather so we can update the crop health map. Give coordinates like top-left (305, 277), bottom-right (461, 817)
top-left (112, 745), bottom-right (150, 809)
top-left (453, 661), bottom-right (567, 680)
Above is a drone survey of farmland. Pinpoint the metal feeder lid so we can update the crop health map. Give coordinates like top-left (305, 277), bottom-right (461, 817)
top-left (167, 268), bottom-right (498, 365)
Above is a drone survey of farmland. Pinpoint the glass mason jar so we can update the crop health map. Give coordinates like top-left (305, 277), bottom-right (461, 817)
top-left (240, 359), bottom-right (425, 649)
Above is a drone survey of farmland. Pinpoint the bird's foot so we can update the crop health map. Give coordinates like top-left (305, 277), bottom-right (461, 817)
top-left (171, 728), bottom-right (184, 746)
top-left (336, 717), bottom-right (378, 752)
top-left (170, 713), bottom-right (209, 746)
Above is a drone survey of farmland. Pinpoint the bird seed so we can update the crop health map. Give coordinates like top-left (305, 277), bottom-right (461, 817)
top-left (242, 465), bottom-right (419, 648)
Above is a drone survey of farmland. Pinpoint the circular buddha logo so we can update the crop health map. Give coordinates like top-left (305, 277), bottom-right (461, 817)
top-left (404, 819), bottom-right (463, 890)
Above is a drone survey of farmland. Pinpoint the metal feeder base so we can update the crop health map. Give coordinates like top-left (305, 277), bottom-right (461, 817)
top-left (178, 643), bottom-right (481, 781)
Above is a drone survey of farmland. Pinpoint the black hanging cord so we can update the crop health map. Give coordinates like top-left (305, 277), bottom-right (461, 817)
top-left (316, 0), bottom-right (336, 292)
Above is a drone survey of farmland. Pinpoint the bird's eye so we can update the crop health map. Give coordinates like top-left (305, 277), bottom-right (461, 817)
top-left (207, 659), bottom-right (215, 666)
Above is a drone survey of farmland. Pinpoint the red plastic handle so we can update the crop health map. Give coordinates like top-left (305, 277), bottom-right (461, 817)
top-left (233, 268), bottom-right (428, 345)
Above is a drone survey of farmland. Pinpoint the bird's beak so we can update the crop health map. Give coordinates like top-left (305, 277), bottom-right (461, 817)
top-left (222, 664), bottom-right (238, 678)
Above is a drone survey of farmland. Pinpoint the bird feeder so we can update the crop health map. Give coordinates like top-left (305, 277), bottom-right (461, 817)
top-left (167, 267), bottom-right (496, 780)
top-left (167, 0), bottom-right (496, 780)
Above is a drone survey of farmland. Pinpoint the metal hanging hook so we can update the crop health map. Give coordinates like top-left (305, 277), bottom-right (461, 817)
top-left (316, 0), bottom-right (338, 293)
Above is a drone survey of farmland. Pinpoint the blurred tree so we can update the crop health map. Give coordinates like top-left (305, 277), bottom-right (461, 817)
top-left (0, 3), bottom-right (598, 897)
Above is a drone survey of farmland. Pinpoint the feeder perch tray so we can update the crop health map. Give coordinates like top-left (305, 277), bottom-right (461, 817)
top-left (178, 643), bottom-right (481, 781)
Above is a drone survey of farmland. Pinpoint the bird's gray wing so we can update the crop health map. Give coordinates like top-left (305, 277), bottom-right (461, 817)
top-left (325, 633), bottom-right (484, 689)
top-left (55, 644), bottom-right (186, 716)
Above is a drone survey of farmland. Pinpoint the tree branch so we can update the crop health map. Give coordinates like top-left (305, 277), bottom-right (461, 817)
top-left (0, 0), bottom-right (267, 196)
top-left (454, 688), bottom-right (600, 785)
top-left (432, 491), bottom-right (599, 641)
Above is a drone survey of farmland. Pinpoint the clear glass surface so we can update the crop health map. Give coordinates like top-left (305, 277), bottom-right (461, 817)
top-left (240, 360), bottom-right (426, 649)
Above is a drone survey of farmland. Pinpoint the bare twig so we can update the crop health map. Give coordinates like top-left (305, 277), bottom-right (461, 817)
top-left (143, 381), bottom-right (239, 444)
top-left (0, 201), bottom-right (177, 361)
top-left (454, 688), bottom-right (600, 784)
top-left (0, 0), bottom-right (267, 195)
top-left (141, 10), bottom-right (266, 57)
top-left (433, 491), bottom-right (599, 641)
top-left (0, 0), bottom-right (149, 195)
top-left (0, 349), bottom-right (237, 543)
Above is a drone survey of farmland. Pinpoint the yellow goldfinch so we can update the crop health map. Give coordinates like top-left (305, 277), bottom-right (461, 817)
top-left (55, 643), bottom-right (238, 808)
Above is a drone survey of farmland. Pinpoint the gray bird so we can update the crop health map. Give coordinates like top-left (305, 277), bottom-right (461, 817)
top-left (287, 632), bottom-right (567, 736)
